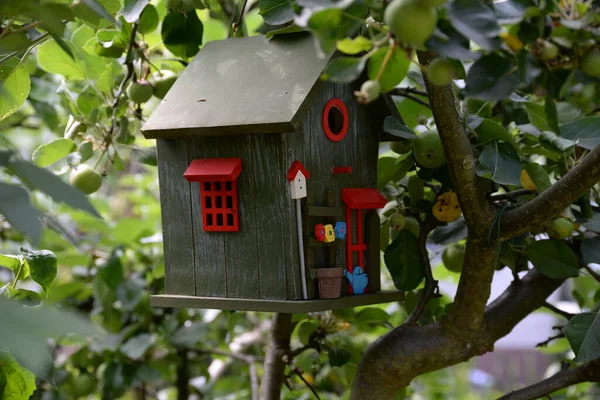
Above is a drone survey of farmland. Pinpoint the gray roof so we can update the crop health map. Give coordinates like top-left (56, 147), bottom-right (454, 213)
top-left (142, 34), bottom-right (331, 139)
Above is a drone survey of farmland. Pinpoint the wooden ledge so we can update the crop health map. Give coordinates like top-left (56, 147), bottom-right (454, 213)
top-left (150, 291), bottom-right (404, 313)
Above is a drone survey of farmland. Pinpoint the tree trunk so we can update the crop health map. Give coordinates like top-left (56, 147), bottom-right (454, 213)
top-left (260, 313), bottom-right (293, 400)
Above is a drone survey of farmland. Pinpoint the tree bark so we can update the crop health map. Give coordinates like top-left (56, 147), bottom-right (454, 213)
top-left (497, 358), bottom-right (600, 400)
top-left (260, 313), bottom-right (293, 400)
top-left (351, 270), bottom-right (564, 399)
top-left (176, 349), bottom-right (189, 400)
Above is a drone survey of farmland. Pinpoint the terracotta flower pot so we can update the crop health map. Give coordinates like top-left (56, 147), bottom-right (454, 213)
top-left (316, 267), bottom-right (344, 299)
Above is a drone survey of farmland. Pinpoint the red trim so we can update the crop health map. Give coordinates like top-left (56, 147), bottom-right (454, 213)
top-left (322, 98), bottom-right (349, 142)
top-left (342, 188), bottom-right (387, 209)
top-left (200, 179), bottom-right (240, 232)
top-left (346, 207), bottom-right (353, 294)
top-left (184, 158), bottom-right (242, 182)
top-left (357, 209), bottom-right (363, 268)
top-left (332, 166), bottom-right (352, 174)
top-left (286, 160), bottom-right (310, 181)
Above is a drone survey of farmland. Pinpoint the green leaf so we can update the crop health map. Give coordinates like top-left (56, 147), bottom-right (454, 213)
top-left (328, 348), bottom-right (351, 367)
top-left (383, 116), bottom-right (416, 140)
top-left (430, 217), bottom-right (467, 245)
top-left (581, 238), bottom-right (600, 266)
top-left (523, 161), bottom-right (551, 193)
top-left (171, 323), bottom-right (208, 347)
top-left (539, 131), bottom-right (574, 154)
top-left (560, 117), bottom-right (600, 150)
top-left (0, 298), bottom-right (99, 381)
top-left (544, 93), bottom-right (560, 134)
top-left (121, 333), bottom-right (153, 360)
top-left (447, 0), bottom-right (501, 50)
top-left (426, 22), bottom-right (480, 62)
top-left (138, 4), bottom-right (159, 34)
top-left (384, 230), bottom-right (424, 291)
top-left (0, 350), bottom-right (36, 400)
top-left (0, 183), bottom-right (42, 245)
top-left (123, 0), bottom-right (149, 22)
top-left (526, 239), bottom-right (580, 279)
top-left (476, 141), bottom-right (521, 186)
top-left (337, 36), bottom-right (372, 55)
top-left (97, 247), bottom-right (124, 290)
top-left (80, 0), bottom-right (118, 25)
top-left (71, 24), bottom-right (96, 49)
top-left (0, 255), bottom-right (23, 277)
top-left (465, 54), bottom-right (518, 101)
top-left (322, 57), bottom-right (366, 83)
top-left (296, 320), bottom-right (318, 345)
top-left (37, 40), bottom-right (85, 80)
top-left (368, 46), bottom-right (410, 92)
top-left (21, 248), bottom-right (57, 293)
top-left (565, 312), bottom-right (600, 362)
top-left (161, 11), bottom-right (203, 59)
top-left (0, 57), bottom-right (30, 122)
top-left (31, 138), bottom-right (77, 167)
top-left (259, 0), bottom-right (294, 25)
top-left (307, 8), bottom-right (361, 53)
top-left (265, 25), bottom-right (305, 39)
top-left (0, 33), bottom-right (31, 56)
top-left (525, 102), bottom-right (550, 132)
top-left (474, 119), bottom-right (518, 149)
top-left (377, 154), bottom-right (414, 188)
top-left (354, 307), bottom-right (389, 324)
top-left (6, 159), bottom-right (101, 218)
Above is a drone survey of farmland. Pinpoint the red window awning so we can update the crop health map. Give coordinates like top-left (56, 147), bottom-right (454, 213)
top-left (184, 158), bottom-right (242, 182)
top-left (342, 188), bottom-right (387, 209)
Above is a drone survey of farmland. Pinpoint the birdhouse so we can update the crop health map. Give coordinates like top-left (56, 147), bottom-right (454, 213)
top-left (142, 34), bottom-right (404, 313)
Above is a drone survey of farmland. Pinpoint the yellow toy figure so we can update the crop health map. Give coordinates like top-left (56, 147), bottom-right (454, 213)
top-left (324, 224), bottom-right (335, 243)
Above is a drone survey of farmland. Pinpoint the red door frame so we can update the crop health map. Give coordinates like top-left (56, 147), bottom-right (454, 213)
top-left (345, 207), bottom-right (367, 294)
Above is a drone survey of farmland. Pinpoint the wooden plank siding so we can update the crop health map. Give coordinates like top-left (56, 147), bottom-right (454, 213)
top-left (218, 136), bottom-right (260, 299)
top-left (250, 134), bottom-right (289, 299)
top-left (187, 137), bottom-right (227, 297)
top-left (156, 139), bottom-right (195, 296)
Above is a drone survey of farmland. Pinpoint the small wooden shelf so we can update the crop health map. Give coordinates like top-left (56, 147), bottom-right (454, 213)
top-left (150, 291), bottom-right (404, 313)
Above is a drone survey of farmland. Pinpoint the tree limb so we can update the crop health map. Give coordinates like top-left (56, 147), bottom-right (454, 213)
top-left (405, 215), bottom-right (439, 325)
top-left (498, 145), bottom-right (600, 241)
top-left (543, 301), bottom-right (575, 320)
top-left (496, 358), bottom-right (600, 400)
top-left (416, 50), bottom-right (495, 233)
top-left (351, 270), bottom-right (564, 399)
top-left (260, 313), bottom-right (294, 400)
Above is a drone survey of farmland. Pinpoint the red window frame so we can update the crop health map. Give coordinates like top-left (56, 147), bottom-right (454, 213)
top-left (322, 98), bottom-right (349, 142)
top-left (184, 158), bottom-right (242, 233)
top-left (200, 180), bottom-right (239, 232)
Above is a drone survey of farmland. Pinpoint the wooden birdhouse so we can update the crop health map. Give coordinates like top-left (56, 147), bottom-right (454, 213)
top-left (142, 34), bottom-right (404, 313)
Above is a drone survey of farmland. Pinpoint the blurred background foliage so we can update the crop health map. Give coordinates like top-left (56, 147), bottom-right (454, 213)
top-left (0, 0), bottom-right (599, 399)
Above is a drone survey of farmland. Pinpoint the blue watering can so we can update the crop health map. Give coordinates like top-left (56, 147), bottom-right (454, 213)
top-left (344, 266), bottom-right (368, 294)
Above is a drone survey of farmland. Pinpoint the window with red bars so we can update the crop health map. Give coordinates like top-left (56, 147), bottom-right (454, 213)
top-left (201, 180), bottom-right (239, 232)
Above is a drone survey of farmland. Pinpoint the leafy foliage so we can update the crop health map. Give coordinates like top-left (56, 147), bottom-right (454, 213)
top-left (0, 0), bottom-right (599, 398)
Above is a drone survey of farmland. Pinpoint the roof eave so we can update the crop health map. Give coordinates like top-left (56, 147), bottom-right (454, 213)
top-left (142, 121), bottom-right (297, 140)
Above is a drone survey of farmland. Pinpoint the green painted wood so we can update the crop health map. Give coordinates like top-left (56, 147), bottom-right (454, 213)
top-left (251, 134), bottom-right (288, 299)
top-left (142, 34), bottom-right (330, 139)
top-left (305, 206), bottom-right (344, 217)
top-left (304, 189), bottom-right (317, 299)
top-left (218, 136), bottom-right (260, 299)
top-left (187, 137), bottom-right (227, 297)
top-left (366, 210), bottom-right (381, 293)
top-left (150, 290), bottom-right (404, 313)
top-left (156, 139), bottom-right (195, 296)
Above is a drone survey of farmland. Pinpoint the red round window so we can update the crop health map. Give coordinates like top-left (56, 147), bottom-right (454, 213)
top-left (322, 98), bottom-right (349, 142)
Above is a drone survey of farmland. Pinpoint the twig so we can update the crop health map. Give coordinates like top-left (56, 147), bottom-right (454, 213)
top-left (286, 361), bottom-right (321, 400)
top-left (536, 332), bottom-right (566, 348)
top-left (0, 20), bottom-right (43, 39)
top-left (543, 302), bottom-right (575, 320)
top-left (405, 215), bottom-right (440, 325)
top-left (375, 41), bottom-right (395, 81)
top-left (497, 358), bottom-right (600, 400)
top-left (288, 344), bottom-right (318, 358)
top-left (393, 90), bottom-right (432, 109)
top-left (391, 87), bottom-right (428, 98)
top-left (582, 264), bottom-right (600, 284)
top-left (231, 0), bottom-right (249, 38)
top-left (489, 189), bottom-right (536, 202)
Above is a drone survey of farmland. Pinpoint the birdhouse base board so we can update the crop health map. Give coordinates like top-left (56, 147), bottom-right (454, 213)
top-left (150, 291), bottom-right (404, 313)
